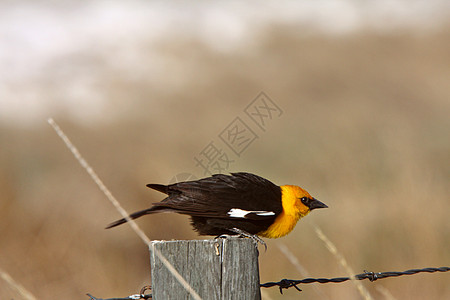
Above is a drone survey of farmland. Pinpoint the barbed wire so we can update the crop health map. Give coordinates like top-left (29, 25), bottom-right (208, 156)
top-left (260, 266), bottom-right (450, 294)
top-left (87, 286), bottom-right (152, 300)
top-left (87, 266), bottom-right (449, 298)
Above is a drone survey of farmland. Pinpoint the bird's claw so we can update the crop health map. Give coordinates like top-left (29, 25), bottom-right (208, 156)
top-left (229, 227), bottom-right (267, 252)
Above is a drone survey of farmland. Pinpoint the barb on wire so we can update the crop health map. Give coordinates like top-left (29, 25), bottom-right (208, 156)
top-left (260, 266), bottom-right (450, 294)
top-left (87, 286), bottom-right (152, 300)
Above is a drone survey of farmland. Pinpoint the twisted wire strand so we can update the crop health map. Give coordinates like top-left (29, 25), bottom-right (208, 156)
top-left (260, 267), bottom-right (450, 293)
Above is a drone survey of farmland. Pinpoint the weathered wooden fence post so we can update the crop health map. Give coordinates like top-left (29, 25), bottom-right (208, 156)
top-left (150, 237), bottom-right (261, 299)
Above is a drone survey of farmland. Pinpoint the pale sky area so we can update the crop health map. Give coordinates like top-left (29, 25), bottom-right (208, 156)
top-left (1, 0), bottom-right (449, 125)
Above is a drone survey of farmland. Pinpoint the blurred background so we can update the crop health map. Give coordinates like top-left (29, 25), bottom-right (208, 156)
top-left (0, 1), bottom-right (449, 299)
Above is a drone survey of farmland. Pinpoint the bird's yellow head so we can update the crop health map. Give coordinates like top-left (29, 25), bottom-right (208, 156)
top-left (257, 185), bottom-right (328, 238)
top-left (281, 185), bottom-right (328, 218)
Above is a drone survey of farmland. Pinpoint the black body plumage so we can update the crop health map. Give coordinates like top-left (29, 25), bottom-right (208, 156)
top-left (106, 172), bottom-right (283, 236)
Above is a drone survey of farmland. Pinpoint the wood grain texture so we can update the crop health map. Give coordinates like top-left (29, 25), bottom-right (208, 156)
top-left (150, 237), bottom-right (261, 299)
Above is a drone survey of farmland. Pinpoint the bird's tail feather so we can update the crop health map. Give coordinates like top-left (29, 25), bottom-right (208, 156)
top-left (146, 183), bottom-right (168, 194)
top-left (105, 206), bottom-right (165, 229)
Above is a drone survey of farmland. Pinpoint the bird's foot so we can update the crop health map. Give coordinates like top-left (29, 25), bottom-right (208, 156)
top-left (229, 227), bottom-right (267, 252)
top-left (215, 234), bottom-right (234, 239)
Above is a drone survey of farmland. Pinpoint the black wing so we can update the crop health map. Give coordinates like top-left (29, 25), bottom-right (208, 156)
top-left (148, 172), bottom-right (283, 220)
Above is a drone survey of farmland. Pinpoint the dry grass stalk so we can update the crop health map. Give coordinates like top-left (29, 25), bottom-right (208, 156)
top-left (314, 226), bottom-right (373, 300)
top-left (48, 118), bottom-right (202, 300)
top-left (0, 268), bottom-right (37, 300)
top-left (277, 243), bottom-right (330, 299)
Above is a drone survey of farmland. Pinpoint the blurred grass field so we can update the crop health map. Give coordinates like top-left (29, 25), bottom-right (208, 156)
top-left (1, 3), bottom-right (449, 299)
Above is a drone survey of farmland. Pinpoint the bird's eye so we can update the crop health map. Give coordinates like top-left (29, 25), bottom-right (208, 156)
top-left (300, 197), bottom-right (309, 205)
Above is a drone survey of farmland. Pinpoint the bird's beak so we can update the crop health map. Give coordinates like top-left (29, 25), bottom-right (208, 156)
top-left (309, 198), bottom-right (328, 210)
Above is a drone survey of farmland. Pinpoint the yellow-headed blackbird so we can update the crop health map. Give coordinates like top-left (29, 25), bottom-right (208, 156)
top-left (106, 172), bottom-right (327, 240)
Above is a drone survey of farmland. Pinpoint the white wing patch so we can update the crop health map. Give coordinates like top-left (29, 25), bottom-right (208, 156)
top-left (227, 208), bottom-right (275, 218)
top-left (255, 211), bottom-right (276, 216)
